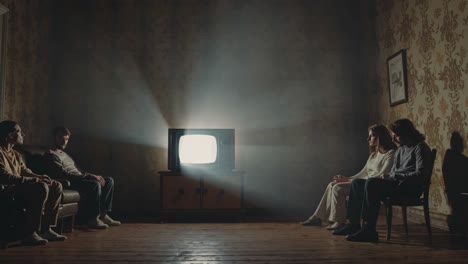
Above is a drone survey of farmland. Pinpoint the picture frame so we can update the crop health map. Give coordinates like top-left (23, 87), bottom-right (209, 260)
top-left (387, 49), bottom-right (408, 107)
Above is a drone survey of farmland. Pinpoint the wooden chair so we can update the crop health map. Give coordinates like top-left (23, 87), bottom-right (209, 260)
top-left (383, 148), bottom-right (437, 240)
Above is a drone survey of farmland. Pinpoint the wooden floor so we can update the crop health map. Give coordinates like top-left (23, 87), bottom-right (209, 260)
top-left (1, 219), bottom-right (468, 263)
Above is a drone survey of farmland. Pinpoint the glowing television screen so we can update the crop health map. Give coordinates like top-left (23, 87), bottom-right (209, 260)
top-left (179, 135), bottom-right (217, 164)
top-left (168, 128), bottom-right (235, 171)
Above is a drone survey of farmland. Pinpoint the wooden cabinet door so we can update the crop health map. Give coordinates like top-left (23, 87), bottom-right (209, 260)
top-left (162, 176), bottom-right (201, 209)
top-left (202, 175), bottom-right (242, 209)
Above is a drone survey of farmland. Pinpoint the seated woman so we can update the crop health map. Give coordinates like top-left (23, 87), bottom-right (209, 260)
top-left (300, 124), bottom-right (396, 230)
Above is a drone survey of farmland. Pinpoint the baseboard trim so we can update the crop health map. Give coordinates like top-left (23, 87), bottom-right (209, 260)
top-left (392, 207), bottom-right (449, 231)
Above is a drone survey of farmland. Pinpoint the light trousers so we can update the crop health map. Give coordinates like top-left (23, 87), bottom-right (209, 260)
top-left (5, 180), bottom-right (62, 237)
top-left (308, 181), bottom-right (351, 224)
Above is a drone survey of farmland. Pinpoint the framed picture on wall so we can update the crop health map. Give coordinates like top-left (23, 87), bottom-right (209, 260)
top-left (387, 49), bottom-right (408, 107)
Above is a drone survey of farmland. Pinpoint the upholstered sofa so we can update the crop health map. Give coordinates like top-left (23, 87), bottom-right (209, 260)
top-left (0, 145), bottom-right (81, 248)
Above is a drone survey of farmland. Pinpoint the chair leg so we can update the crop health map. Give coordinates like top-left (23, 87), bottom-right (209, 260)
top-left (402, 206), bottom-right (408, 237)
top-left (386, 204), bottom-right (393, 240)
top-left (70, 215), bottom-right (75, 232)
top-left (61, 215), bottom-right (75, 233)
top-left (57, 218), bottom-right (64, 234)
top-left (424, 202), bottom-right (432, 240)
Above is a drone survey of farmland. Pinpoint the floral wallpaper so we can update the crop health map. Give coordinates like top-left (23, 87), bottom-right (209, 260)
top-left (371, 0), bottom-right (468, 224)
top-left (0, 0), bottom-right (51, 144)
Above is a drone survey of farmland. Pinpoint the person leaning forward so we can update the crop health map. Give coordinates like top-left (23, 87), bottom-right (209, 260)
top-left (0, 120), bottom-right (66, 246)
top-left (44, 126), bottom-right (121, 229)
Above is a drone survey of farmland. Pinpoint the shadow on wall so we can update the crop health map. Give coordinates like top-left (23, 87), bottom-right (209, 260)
top-left (442, 131), bottom-right (468, 235)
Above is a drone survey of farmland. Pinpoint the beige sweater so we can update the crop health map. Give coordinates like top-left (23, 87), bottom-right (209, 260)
top-left (0, 146), bottom-right (37, 185)
top-left (349, 149), bottom-right (396, 179)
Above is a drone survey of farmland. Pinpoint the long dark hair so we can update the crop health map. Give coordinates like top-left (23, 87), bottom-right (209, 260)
top-left (0, 120), bottom-right (18, 143)
top-left (389, 118), bottom-right (425, 146)
top-left (368, 124), bottom-right (396, 157)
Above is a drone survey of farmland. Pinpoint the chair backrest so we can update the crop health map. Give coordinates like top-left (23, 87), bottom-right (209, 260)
top-left (422, 149), bottom-right (437, 199)
top-left (14, 145), bottom-right (49, 175)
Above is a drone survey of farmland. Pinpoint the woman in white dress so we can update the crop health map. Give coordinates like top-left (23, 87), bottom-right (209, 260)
top-left (300, 124), bottom-right (396, 230)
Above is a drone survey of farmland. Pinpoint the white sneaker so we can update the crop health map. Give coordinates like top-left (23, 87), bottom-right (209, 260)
top-left (325, 222), bottom-right (345, 230)
top-left (300, 216), bottom-right (321, 226)
top-left (87, 218), bottom-right (109, 229)
top-left (21, 231), bottom-right (48, 246)
top-left (100, 214), bottom-right (121, 226)
top-left (40, 228), bottom-right (67, 241)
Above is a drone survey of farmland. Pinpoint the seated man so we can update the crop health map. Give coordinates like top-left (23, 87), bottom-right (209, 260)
top-left (0, 120), bottom-right (66, 245)
top-left (332, 119), bottom-right (432, 242)
top-left (44, 126), bottom-right (120, 229)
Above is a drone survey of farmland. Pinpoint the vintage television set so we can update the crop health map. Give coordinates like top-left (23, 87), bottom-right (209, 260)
top-left (160, 128), bottom-right (243, 220)
top-left (167, 128), bottom-right (235, 172)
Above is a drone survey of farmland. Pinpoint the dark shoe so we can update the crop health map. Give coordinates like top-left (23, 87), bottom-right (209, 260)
top-left (21, 232), bottom-right (48, 246)
top-left (300, 218), bottom-right (321, 226)
top-left (346, 228), bottom-right (379, 242)
top-left (332, 224), bottom-right (361, 236)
